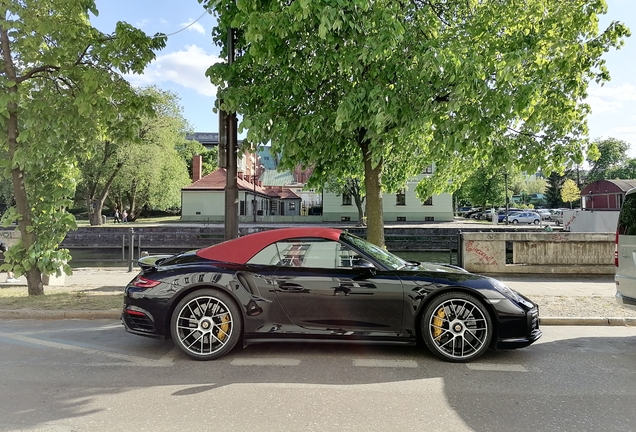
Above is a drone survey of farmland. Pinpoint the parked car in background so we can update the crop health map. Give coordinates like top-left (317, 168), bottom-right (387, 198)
top-left (509, 211), bottom-right (541, 225)
top-left (616, 188), bottom-right (636, 310)
top-left (498, 211), bottom-right (521, 223)
top-left (552, 210), bottom-right (564, 226)
top-left (537, 209), bottom-right (552, 221)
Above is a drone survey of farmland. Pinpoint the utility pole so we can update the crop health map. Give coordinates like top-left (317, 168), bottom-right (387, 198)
top-left (223, 25), bottom-right (239, 240)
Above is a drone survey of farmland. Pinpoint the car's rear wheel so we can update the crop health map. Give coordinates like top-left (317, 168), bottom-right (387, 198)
top-left (421, 291), bottom-right (492, 362)
top-left (533, 219), bottom-right (540, 225)
top-left (170, 289), bottom-right (242, 360)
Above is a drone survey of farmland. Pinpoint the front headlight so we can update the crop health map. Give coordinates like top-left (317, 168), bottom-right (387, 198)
top-left (487, 277), bottom-right (521, 302)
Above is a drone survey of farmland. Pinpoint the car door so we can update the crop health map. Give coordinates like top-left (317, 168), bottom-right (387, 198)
top-left (269, 238), bottom-right (404, 333)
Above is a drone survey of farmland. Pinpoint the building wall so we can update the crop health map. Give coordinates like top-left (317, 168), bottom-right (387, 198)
top-left (181, 190), bottom-right (226, 221)
top-left (322, 176), bottom-right (453, 222)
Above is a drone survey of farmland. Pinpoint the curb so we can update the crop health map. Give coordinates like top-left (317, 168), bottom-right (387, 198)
top-left (540, 317), bottom-right (636, 326)
top-left (1, 310), bottom-right (636, 325)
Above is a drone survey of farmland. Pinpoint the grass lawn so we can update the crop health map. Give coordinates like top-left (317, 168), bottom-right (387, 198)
top-left (0, 287), bottom-right (123, 311)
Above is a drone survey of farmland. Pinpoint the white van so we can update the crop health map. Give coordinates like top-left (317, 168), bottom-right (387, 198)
top-left (615, 188), bottom-right (636, 309)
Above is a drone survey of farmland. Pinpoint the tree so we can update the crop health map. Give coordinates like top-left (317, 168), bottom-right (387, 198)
top-left (203, 0), bottom-right (628, 247)
top-left (586, 137), bottom-right (630, 183)
top-left (0, 1), bottom-right (164, 295)
top-left (176, 140), bottom-right (218, 180)
top-left (324, 177), bottom-right (366, 226)
top-left (608, 158), bottom-right (636, 180)
top-left (561, 179), bottom-right (581, 208)
top-left (77, 87), bottom-right (194, 224)
top-left (106, 88), bottom-right (194, 219)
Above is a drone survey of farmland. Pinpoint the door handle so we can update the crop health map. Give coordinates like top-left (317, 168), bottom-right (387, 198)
top-left (278, 282), bottom-right (305, 291)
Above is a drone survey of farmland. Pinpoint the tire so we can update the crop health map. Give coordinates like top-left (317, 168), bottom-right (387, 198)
top-left (421, 291), bottom-right (493, 362)
top-left (533, 219), bottom-right (540, 225)
top-left (512, 219), bottom-right (518, 225)
top-left (170, 288), bottom-right (242, 360)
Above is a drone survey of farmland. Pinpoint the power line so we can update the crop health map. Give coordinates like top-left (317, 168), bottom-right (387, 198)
top-left (159, 10), bottom-right (209, 38)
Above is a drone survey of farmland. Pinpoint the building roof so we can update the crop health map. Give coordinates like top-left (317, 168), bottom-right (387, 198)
top-left (278, 189), bottom-right (301, 200)
top-left (183, 168), bottom-right (301, 200)
top-left (260, 170), bottom-right (295, 186)
top-left (183, 168), bottom-right (268, 195)
top-left (581, 179), bottom-right (636, 195)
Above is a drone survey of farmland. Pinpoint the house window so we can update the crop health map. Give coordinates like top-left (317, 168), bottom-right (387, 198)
top-left (422, 165), bottom-right (433, 174)
top-left (289, 202), bottom-right (296, 211)
top-left (240, 200), bottom-right (245, 216)
top-left (422, 196), bottom-right (433, 206)
top-left (271, 201), bottom-right (278, 214)
top-left (342, 194), bottom-right (352, 206)
top-left (396, 190), bottom-right (406, 206)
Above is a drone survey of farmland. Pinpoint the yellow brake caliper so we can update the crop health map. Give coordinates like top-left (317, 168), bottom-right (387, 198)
top-left (217, 313), bottom-right (230, 341)
top-left (432, 307), bottom-right (445, 340)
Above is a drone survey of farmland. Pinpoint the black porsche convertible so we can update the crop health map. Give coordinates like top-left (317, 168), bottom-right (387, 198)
top-left (122, 227), bottom-right (541, 362)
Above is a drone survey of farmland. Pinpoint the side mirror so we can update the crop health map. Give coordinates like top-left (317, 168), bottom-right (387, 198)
top-left (353, 259), bottom-right (376, 275)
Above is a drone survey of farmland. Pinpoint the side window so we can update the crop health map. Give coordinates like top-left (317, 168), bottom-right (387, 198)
top-left (337, 243), bottom-right (364, 268)
top-left (247, 243), bottom-right (281, 265)
top-left (248, 239), bottom-right (365, 269)
top-left (618, 194), bottom-right (636, 236)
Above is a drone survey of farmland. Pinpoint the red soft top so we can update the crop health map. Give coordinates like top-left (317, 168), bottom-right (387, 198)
top-left (196, 227), bottom-right (344, 264)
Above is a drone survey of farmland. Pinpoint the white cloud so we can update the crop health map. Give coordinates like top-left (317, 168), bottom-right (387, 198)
top-left (180, 20), bottom-right (205, 35)
top-left (135, 19), bottom-right (149, 29)
top-left (125, 45), bottom-right (222, 97)
top-left (586, 83), bottom-right (636, 114)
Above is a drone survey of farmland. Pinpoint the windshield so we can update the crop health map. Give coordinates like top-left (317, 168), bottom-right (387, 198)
top-left (341, 232), bottom-right (409, 270)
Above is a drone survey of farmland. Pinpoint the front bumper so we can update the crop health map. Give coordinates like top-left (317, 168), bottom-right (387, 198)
top-left (495, 305), bottom-right (542, 349)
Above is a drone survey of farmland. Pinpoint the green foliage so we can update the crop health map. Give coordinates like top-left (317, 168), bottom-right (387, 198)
top-left (175, 140), bottom-right (218, 178)
top-left (561, 179), bottom-right (581, 208)
top-left (107, 87), bottom-right (193, 216)
top-left (203, 0), bottom-right (629, 245)
top-left (586, 137), bottom-right (630, 182)
top-left (0, 0), bottom-right (165, 291)
top-left (607, 158), bottom-right (636, 180)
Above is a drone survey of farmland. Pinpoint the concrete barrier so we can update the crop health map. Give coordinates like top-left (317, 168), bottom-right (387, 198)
top-left (461, 232), bottom-right (614, 274)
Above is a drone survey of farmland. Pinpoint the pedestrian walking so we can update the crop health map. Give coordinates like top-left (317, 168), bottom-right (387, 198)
top-left (114, 208), bottom-right (120, 223)
top-left (122, 209), bottom-right (128, 223)
top-left (0, 242), bottom-right (20, 283)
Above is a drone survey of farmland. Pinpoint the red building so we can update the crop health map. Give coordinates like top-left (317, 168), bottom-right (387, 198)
top-left (581, 179), bottom-right (636, 210)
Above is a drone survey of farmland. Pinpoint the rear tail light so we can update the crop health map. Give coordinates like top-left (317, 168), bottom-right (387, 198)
top-left (132, 276), bottom-right (161, 289)
top-left (615, 230), bottom-right (619, 267)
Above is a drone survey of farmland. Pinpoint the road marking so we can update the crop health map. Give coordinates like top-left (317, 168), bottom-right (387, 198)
top-left (231, 358), bottom-right (301, 366)
top-left (466, 363), bottom-right (527, 372)
top-left (0, 331), bottom-right (174, 367)
top-left (353, 359), bottom-right (419, 368)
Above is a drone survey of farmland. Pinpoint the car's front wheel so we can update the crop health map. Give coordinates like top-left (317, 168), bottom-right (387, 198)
top-left (512, 219), bottom-right (518, 224)
top-left (421, 291), bottom-right (493, 362)
top-left (170, 289), bottom-right (242, 360)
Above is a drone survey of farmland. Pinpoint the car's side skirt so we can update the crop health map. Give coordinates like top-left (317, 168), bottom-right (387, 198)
top-left (243, 334), bottom-right (417, 347)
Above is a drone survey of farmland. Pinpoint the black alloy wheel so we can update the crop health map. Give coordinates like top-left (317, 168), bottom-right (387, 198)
top-left (421, 291), bottom-right (493, 362)
top-left (170, 289), bottom-right (242, 360)
top-left (533, 219), bottom-right (540, 225)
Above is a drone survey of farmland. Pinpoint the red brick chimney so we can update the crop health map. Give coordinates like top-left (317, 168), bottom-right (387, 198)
top-left (192, 155), bottom-right (202, 182)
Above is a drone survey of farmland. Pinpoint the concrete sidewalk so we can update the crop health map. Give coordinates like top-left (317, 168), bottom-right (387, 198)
top-left (0, 268), bottom-right (633, 325)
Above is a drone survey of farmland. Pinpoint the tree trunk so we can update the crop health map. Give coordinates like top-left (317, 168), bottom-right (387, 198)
top-left (1, 24), bottom-right (44, 295)
top-left (360, 139), bottom-right (384, 247)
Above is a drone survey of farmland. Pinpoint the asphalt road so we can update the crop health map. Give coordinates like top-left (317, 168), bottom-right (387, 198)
top-left (1, 320), bottom-right (636, 432)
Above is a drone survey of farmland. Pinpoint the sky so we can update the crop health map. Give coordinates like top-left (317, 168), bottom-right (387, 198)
top-left (91, 0), bottom-right (636, 157)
